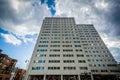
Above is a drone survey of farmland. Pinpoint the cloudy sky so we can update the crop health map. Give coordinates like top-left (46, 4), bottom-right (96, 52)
top-left (0, 0), bottom-right (120, 69)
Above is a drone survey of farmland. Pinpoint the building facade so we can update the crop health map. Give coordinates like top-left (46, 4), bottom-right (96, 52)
top-left (26, 17), bottom-right (120, 80)
top-left (0, 50), bottom-right (17, 80)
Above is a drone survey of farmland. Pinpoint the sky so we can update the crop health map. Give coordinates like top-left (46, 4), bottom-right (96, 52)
top-left (0, 0), bottom-right (120, 69)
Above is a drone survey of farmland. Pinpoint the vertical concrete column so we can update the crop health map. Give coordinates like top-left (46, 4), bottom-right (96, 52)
top-left (26, 76), bottom-right (30, 80)
top-left (44, 75), bottom-right (46, 80)
top-left (78, 75), bottom-right (81, 80)
top-left (91, 73), bottom-right (94, 80)
top-left (61, 75), bottom-right (63, 80)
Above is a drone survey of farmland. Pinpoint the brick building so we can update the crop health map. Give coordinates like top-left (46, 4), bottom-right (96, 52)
top-left (14, 68), bottom-right (26, 80)
top-left (0, 50), bottom-right (17, 80)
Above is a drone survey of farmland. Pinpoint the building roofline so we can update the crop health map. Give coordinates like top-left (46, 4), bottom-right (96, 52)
top-left (45, 17), bottom-right (74, 19)
top-left (76, 24), bottom-right (93, 26)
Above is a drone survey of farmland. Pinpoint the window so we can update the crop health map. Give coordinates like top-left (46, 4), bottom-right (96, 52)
top-left (50, 45), bottom-right (60, 47)
top-left (63, 45), bottom-right (72, 47)
top-left (41, 37), bottom-right (49, 39)
top-left (49, 60), bottom-right (60, 63)
top-left (77, 54), bottom-right (84, 57)
top-left (38, 45), bottom-right (48, 47)
top-left (63, 60), bottom-right (74, 63)
top-left (107, 64), bottom-right (117, 67)
top-left (76, 49), bottom-right (82, 52)
top-left (64, 67), bottom-right (76, 70)
top-left (35, 54), bottom-right (46, 57)
top-left (78, 60), bottom-right (86, 63)
top-left (98, 64), bottom-right (105, 67)
top-left (0, 63), bottom-right (2, 65)
top-left (0, 70), bottom-right (3, 74)
top-left (63, 54), bottom-right (74, 57)
top-left (73, 37), bottom-right (79, 40)
top-left (48, 67), bottom-right (60, 70)
top-left (34, 60), bottom-right (45, 63)
top-left (110, 70), bottom-right (120, 72)
top-left (101, 70), bottom-right (108, 72)
top-left (39, 41), bottom-right (49, 43)
top-left (32, 66), bottom-right (44, 70)
top-left (37, 49), bottom-right (47, 52)
top-left (83, 44), bottom-right (88, 47)
top-left (91, 70), bottom-right (98, 72)
top-left (89, 64), bottom-right (96, 67)
top-left (49, 54), bottom-right (60, 57)
top-left (6, 60), bottom-right (9, 62)
top-left (50, 49), bottom-right (60, 52)
top-left (63, 49), bottom-right (73, 52)
top-left (75, 45), bottom-right (81, 47)
top-left (62, 41), bottom-right (71, 43)
top-left (74, 41), bottom-right (80, 43)
top-left (51, 41), bottom-right (60, 43)
top-left (2, 65), bottom-right (6, 69)
top-left (79, 67), bottom-right (88, 70)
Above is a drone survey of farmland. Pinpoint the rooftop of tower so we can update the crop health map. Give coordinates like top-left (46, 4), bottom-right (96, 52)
top-left (44, 17), bottom-right (93, 26)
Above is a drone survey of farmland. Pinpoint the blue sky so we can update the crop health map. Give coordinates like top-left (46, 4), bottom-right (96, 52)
top-left (0, 0), bottom-right (120, 69)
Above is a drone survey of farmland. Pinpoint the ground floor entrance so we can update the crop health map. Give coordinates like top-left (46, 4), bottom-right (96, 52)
top-left (93, 74), bottom-right (118, 80)
top-left (27, 74), bottom-right (119, 80)
top-left (28, 75), bottom-right (92, 80)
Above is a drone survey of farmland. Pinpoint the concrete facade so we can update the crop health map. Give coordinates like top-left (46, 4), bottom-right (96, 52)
top-left (26, 17), bottom-right (120, 80)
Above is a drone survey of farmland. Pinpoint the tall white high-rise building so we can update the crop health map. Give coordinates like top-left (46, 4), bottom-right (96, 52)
top-left (26, 17), bottom-right (120, 80)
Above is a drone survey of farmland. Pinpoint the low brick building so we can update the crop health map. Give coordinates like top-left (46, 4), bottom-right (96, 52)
top-left (14, 68), bottom-right (26, 80)
top-left (0, 49), bottom-right (17, 80)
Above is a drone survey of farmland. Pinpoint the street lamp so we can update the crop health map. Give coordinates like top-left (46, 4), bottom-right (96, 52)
top-left (24, 60), bottom-right (29, 80)
top-left (10, 72), bottom-right (15, 80)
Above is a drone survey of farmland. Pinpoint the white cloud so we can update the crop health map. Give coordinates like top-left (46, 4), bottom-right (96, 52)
top-left (1, 33), bottom-right (21, 45)
top-left (10, 0), bottom-right (20, 11)
top-left (95, 0), bottom-right (108, 9)
top-left (0, 0), bottom-right (51, 44)
top-left (100, 33), bottom-right (120, 48)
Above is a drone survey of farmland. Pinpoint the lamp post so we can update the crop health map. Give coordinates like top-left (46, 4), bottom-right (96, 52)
top-left (10, 72), bottom-right (15, 80)
top-left (24, 60), bottom-right (29, 80)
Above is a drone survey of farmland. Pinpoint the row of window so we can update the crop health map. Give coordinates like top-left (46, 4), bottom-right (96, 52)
top-left (49, 60), bottom-right (60, 63)
top-left (34, 60), bottom-right (45, 63)
top-left (41, 30), bottom-right (97, 34)
top-left (64, 67), bottom-right (76, 70)
top-left (36, 54), bottom-right (46, 57)
top-left (35, 54), bottom-right (112, 62)
top-left (63, 60), bottom-right (74, 63)
top-left (85, 50), bottom-right (109, 54)
top-left (32, 66), bottom-right (87, 70)
top-left (33, 60), bottom-right (86, 63)
top-left (41, 30), bottom-right (96, 34)
top-left (86, 54), bottom-right (111, 57)
top-left (91, 70), bottom-right (120, 73)
top-left (49, 54), bottom-right (60, 57)
top-left (88, 59), bottom-right (114, 62)
top-left (37, 49), bottom-right (83, 52)
top-left (39, 41), bottom-right (80, 44)
top-left (63, 54), bottom-right (74, 57)
top-left (37, 49), bottom-right (47, 52)
top-left (40, 36), bottom-right (100, 41)
top-left (89, 64), bottom-right (105, 67)
top-left (42, 45), bottom-right (81, 47)
top-left (35, 54), bottom-right (84, 57)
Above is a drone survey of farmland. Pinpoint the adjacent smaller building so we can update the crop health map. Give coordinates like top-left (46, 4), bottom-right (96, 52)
top-left (0, 49), bottom-right (17, 80)
top-left (14, 68), bottom-right (26, 80)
